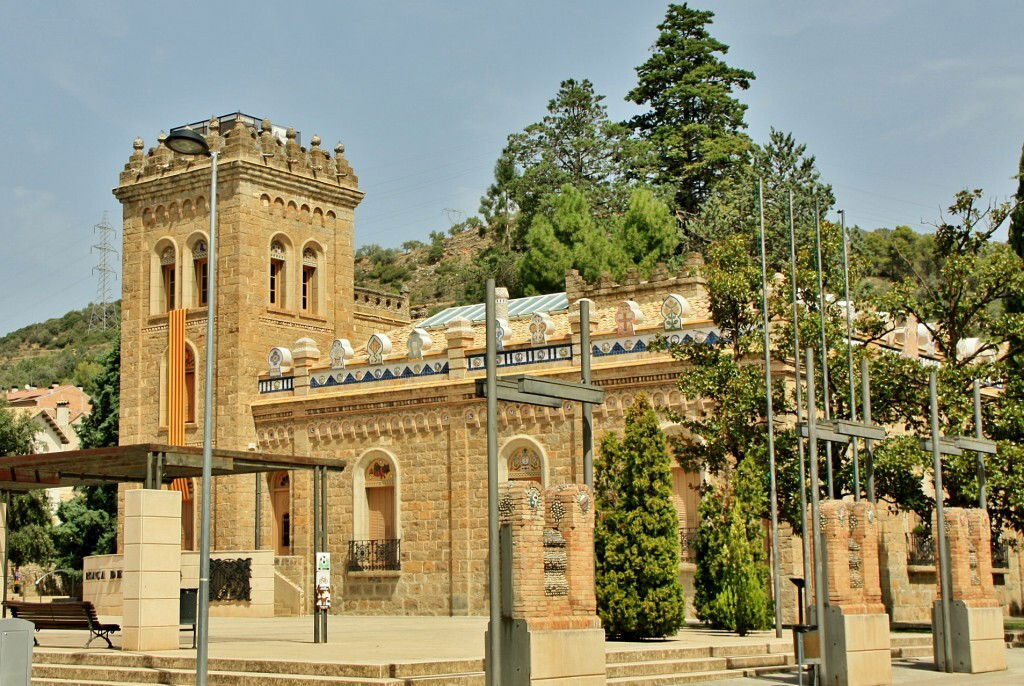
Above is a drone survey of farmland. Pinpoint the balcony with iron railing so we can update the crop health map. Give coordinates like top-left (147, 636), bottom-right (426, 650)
top-left (348, 539), bottom-right (401, 572)
top-left (679, 527), bottom-right (698, 564)
top-left (907, 532), bottom-right (935, 567)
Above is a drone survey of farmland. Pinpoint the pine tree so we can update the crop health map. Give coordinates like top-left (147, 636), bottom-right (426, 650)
top-left (595, 395), bottom-right (686, 639)
top-left (620, 187), bottom-right (680, 272)
top-left (627, 3), bottom-right (755, 215)
top-left (694, 456), bottom-right (773, 635)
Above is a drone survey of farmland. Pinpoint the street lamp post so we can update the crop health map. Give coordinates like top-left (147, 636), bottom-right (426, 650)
top-left (164, 127), bottom-right (217, 686)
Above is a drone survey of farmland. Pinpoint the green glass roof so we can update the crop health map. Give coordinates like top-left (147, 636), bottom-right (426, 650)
top-left (417, 292), bottom-right (569, 329)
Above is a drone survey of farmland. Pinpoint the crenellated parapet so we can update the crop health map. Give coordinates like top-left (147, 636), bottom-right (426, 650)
top-left (118, 114), bottom-right (360, 198)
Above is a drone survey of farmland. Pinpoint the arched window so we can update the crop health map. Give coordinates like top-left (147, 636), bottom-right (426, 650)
top-left (271, 471), bottom-right (291, 554)
top-left (184, 345), bottom-right (196, 424)
top-left (160, 246), bottom-right (176, 311)
top-left (269, 240), bottom-right (286, 307)
top-left (193, 239), bottom-right (208, 307)
top-left (301, 248), bottom-right (318, 314)
top-left (365, 458), bottom-right (396, 540)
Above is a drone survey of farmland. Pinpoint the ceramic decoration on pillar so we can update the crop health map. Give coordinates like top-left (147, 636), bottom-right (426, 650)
top-left (268, 347), bottom-right (293, 378)
top-left (529, 312), bottom-right (555, 345)
top-left (615, 300), bottom-right (643, 336)
top-left (661, 294), bottom-right (692, 331)
top-left (366, 333), bottom-right (393, 366)
top-left (329, 339), bottom-right (354, 369)
top-left (495, 319), bottom-right (510, 351)
top-left (407, 328), bottom-right (433, 360)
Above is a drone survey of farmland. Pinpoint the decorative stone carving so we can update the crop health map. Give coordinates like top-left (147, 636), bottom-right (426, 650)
top-left (615, 300), bottom-right (644, 336)
top-left (267, 347), bottom-right (293, 377)
top-left (407, 328), bottom-right (433, 359)
top-left (329, 339), bottom-right (354, 369)
top-left (529, 312), bottom-right (555, 345)
top-left (160, 246), bottom-right (176, 265)
top-left (495, 319), bottom-right (511, 351)
top-left (661, 294), bottom-right (692, 330)
top-left (366, 333), bottom-right (393, 365)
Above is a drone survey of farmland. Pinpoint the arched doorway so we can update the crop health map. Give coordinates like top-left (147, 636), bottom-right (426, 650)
top-left (271, 471), bottom-right (291, 554)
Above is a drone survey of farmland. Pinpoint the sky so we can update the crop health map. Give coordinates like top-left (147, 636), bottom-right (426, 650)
top-left (1, 0), bottom-right (1022, 335)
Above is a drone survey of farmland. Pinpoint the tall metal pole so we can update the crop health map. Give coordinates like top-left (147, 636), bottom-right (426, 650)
top-left (2, 491), bottom-right (9, 616)
top-left (581, 299), bottom-right (593, 488)
top-left (313, 464), bottom-right (321, 643)
top-left (973, 379), bottom-right (987, 510)
top-left (861, 357), bottom-right (876, 504)
top-left (929, 372), bottom-right (954, 672)
top-left (195, 151), bottom-right (218, 686)
top-left (839, 210), bottom-right (861, 501)
top-left (788, 192), bottom-right (812, 589)
top-left (320, 466), bottom-right (328, 641)
top-left (485, 279), bottom-right (501, 686)
top-left (813, 202), bottom-right (835, 497)
top-left (758, 180), bottom-right (783, 638)
top-left (805, 348), bottom-right (828, 684)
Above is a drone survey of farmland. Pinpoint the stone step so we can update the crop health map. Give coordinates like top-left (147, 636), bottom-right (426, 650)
top-left (894, 645), bottom-right (932, 659)
top-left (34, 679), bottom-right (155, 686)
top-left (709, 643), bottom-right (773, 657)
top-left (606, 657), bottom-right (728, 678)
top-left (725, 653), bottom-right (791, 670)
top-left (34, 663), bottom-right (405, 686)
top-left (607, 669), bottom-right (735, 686)
top-left (890, 634), bottom-right (932, 648)
top-left (605, 646), bottom-right (712, 664)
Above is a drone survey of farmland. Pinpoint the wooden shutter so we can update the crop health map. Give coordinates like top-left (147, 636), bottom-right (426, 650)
top-left (366, 486), bottom-right (395, 540)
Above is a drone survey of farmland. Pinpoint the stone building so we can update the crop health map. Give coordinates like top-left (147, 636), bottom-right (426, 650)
top-left (110, 114), bottom-right (1023, 621)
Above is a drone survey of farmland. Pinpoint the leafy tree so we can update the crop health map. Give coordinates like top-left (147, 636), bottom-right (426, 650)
top-left (1010, 142), bottom-right (1024, 262)
top-left (620, 187), bottom-right (680, 273)
top-left (627, 3), bottom-right (755, 215)
top-left (693, 457), bottom-right (773, 634)
top-left (855, 226), bottom-right (938, 290)
top-left (595, 395), bottom-right (686, 639)
top-left (54, 338), bottom-right (121, 568)
top-left (0, 401), bottom-right (56, 567)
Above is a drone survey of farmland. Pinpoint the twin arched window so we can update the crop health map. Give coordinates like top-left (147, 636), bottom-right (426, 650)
top-left (269, 239), bottom-right (321, 314)
top-left (160, 247), bottom-right (176, 311)
top-left (193, 240), bottom-right (208, 307)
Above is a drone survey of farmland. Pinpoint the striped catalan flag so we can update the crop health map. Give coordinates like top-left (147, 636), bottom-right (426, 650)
top-left (167, 308), bottom-right (187, 446)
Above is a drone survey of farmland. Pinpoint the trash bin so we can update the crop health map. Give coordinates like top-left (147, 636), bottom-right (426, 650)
top-left (0, 618), bottom-right (34, 686)
top-left (180, 588), bottom-right (198, 648)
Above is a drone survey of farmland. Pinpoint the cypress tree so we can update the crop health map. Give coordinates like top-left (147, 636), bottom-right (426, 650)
top-left (1009, 142), bottom-right (1024, 262)
top-left (595, 394), bottom-right (686, 639)
top-left (693, 456), bottom-right (773, 635)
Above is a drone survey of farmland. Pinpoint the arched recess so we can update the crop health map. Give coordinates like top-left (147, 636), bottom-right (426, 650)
top-left (150, 237), bottom-right (179, 315)
top-left (268, 233), bottom-right (294, 309)
top-left (661, 423), bottom-right (703, 533)
top-left (499, 435), bottom-right (549, 486)
top-left (270, 470), bottom-right (292, 555)
top-left (352, 449), bottom-right (401, 542)
top-left (183, 231), bottom-right (210, 308)
top-left (169, 478), bottom-right (196, 550)
top-left (159, 339), bottom-right (199, 427)
top-left (299, 240), bottom-right (324, 315)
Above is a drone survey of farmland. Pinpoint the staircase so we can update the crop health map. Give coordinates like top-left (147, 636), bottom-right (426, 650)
top-left (33, 634), bottom-right (935, 686)
top-left (32, 651), bottom-right (486, 686)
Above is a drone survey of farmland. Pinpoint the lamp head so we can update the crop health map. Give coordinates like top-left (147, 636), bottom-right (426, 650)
top-left (165, 128), bottom-right (210, 156)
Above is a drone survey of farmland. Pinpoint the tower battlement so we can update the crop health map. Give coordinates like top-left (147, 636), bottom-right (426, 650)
top-left (118, 114), bottom-right (359, 191)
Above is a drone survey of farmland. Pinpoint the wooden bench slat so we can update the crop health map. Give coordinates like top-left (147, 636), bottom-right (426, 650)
top-left (3, 601), bottom-right (120, 648)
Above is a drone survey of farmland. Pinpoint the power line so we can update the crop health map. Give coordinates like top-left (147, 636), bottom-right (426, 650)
top-left (89, 212), bottom-right (119, 331)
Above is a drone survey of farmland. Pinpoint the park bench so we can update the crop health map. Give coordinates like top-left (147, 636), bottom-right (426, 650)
top-left (4, 600), bottom-right (120, 648)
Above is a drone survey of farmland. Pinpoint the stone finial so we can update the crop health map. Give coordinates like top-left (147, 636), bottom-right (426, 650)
top-left (259, 120), bottom-right (277, 158)
top-left (268, 347), bottom-right (293, 377)
top-left (133, 137), bottom-right (145, 151)
top-left (261, 119), bottom-right (273, 132)
top-left (624, 268), bottom-right (640, 286)
top-left (209, 116), bottom-right (220, 133)
top-left (310, 135), bottom-right (321, 148)
top-left (366, 333), bottom-right (393, 365)
top-left (334, 143), bottom-right (350, 178)
top-left (335, 142), bottom-right (345, 154)
top-left (495, 319), bottom-right (511, 351)
top-left (293, 337), bottom-right (320, 359)
top-left (329, 339), bottom-right (354, 369)
top-left (530, 312), bottom-right (555, 345)
top-left (661, 294), bottom-right (693, 331)
top-left (286, 127), bottom-right (296, 141)
top-left (495, 287), bottom-right (510, 322)
top-left (408, 328), bottom-right (433, 359)
top-left (308, 135), bottom-right (327, 175)
top-left (615, 300), bottom-right (644, 336)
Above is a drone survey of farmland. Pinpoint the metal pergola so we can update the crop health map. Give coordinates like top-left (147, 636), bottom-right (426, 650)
top-left (0, 443), bottom-right (344, 642)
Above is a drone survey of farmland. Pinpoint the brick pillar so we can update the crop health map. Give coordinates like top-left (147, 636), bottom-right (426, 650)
top-left (123, 489), bottom-right (181, 651)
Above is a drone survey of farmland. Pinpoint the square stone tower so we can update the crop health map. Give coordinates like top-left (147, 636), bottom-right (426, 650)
top-left (113, 113), bottom-right (363, 547)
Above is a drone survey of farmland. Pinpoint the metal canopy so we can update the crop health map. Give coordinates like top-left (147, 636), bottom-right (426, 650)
top-left (517, 376), bottom-right (604, 405)
top-left (0, 443), bottom-right (345, 492)
top-left (474, 377), bottom-right (563, 408)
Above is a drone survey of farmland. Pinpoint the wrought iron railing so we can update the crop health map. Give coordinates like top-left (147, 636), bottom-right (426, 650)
top-left (992, 539), bottom-right (1011, 569)
top-left (679, 528), bottom-right (699, 563)
top-left (907, 532), bottom-right (935, 566)
top-left (348, 539), bottom-right (401, 572)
